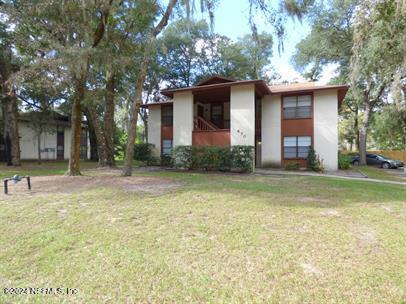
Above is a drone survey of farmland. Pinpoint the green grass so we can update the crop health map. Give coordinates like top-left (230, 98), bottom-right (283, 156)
top-left (0, 160), bottom-right (149, 179)
top-left (0, 166), bottom-right (405, 303)
top-left (357, 165), bottom-right (405, 182)
top-left (0, 161), bottom-right (98, 179)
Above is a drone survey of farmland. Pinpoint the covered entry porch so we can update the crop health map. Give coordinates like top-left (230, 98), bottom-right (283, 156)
top-left (161, 76), bottom-right (270, 149)
top-left (192, 86), bottom-right (231, 146)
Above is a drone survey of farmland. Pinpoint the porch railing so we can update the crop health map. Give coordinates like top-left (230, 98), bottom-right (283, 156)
top-left (194, 116), bottom-right (218, 131)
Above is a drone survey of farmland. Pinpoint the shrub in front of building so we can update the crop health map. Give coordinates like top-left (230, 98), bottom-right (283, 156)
top-left (307, 146), bottom-right (324, 172)
top-left (134, 143), bottom-right (154, 162)
top-left (230, 145), bottom-right (255, 173)
top-left (285, 161), bottom-right (300, 170)
top-left (338, 152), bottom-right (351, 169)
top-left (173, 145), bottom-right (254, 173)
top-left (173, 145), bottom-right (193, 169)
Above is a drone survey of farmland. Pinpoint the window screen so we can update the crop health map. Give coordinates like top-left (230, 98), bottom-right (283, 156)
top-left (162, 139), bottom-right (173, 156)
top-left (162, 106), bottom-right (173, 126)
top-left (283, 95), bottom-right (311, 118)
top-left (283, 136), bottom-right (311, 158)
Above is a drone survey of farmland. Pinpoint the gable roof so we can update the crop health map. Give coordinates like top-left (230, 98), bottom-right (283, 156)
top-left (196, 75), bottom-right (236, 86)
top-left (269, 82), bottom-right (349, 105)
top-left (158, 76), bottom-right (348, 106)
top-left (19, 110), bottom-right (70, 125)
top-left (268, 82), bottom-right (348, 94)
top-left (161, 79), bottom-right (272, 98)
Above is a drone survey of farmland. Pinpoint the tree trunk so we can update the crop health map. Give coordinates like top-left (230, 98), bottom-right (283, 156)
top-left (2, 92), bottom-right (21, 166)
top-left (67, 78), bottom-right (86, 176)
top-left (1, 37), bottom-right (20, 166)
top-left (354, 106), bottom-right (360, 151)
top-left (122, 0), bottom-right (178, 176)
top-left (87, 118), bottom-right (99, 161)
top-left (85, 107), bottom-right (109, 167)
top-left (359, 103), bottom-right (372, 165)
top-left (103, 70), bottom-right (116, 167)
top-left (122, 49), bottom-right (150, 176)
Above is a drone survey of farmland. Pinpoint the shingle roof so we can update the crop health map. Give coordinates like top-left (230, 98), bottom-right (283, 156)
top-left (268, 82), bottom-right (348, 94)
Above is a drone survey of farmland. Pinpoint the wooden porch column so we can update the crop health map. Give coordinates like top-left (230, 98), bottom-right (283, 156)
top-left (173, 91), bottom-right (193, 147)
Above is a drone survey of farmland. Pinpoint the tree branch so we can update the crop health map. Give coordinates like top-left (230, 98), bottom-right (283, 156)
top-left (152, 0), bottom-right (178, 38)
top-left (92, 0), bottom-right (114, 48)
top-left (16, 95), bottom-right (43, 110)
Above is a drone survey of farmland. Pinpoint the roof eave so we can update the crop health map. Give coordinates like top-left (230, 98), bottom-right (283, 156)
top-left (161, 79), bottom-right (272, 98)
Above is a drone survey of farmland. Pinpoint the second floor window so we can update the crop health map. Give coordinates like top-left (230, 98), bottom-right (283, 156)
top-left (162, 105), bottom-right (173, 126)
top-left (283, 95), bottom-right (311, 119)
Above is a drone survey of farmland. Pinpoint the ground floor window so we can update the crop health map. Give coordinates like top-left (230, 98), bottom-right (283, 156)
top-left (283, 136), bottom-right (311, 159)
top-left (162, 139), bottom-right (173, 156)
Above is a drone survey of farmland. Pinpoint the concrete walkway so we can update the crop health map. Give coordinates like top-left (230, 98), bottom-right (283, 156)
top-left (254, 168), bottom-right (406, 186)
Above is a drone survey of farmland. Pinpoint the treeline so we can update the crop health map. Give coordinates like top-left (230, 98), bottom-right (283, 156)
top-left (0, 0), bottom-right (308, 175)
top-left (293, 0), bottom-right (405, 158)
top-left (0, 0), bottom-right (404, 175)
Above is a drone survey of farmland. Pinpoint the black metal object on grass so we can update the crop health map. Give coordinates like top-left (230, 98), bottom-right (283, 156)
top-left (3, 175), bottom-right (31, 194)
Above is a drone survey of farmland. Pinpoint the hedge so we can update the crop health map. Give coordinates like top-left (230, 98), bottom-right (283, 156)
top-left (134, 143), bottom-right (154, 161)
top-left (173, 145), bottom-right (254, 173)
top-left (338, 152), bottom-right (351, 169)
top-left (134, 143), bottom-right (161, 165)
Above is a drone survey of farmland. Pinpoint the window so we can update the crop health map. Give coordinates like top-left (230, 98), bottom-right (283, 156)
top-left (162, 105), bottom-right (173, 126)
top-left (211, 104), bottom-right (223, 128)
top-left (283, 136), bottom-right (311, 159)
top-left (283, 95), bottom-right (311, 119)
top-left (162, 139), bottom-right (173, 156)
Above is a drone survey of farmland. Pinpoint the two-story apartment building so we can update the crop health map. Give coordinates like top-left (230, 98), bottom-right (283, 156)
top-left (143, 76), bottom-right (348, 171)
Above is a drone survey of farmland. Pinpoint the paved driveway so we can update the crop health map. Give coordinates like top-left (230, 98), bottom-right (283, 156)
top-left (383, 167), bottom-right (406, 180)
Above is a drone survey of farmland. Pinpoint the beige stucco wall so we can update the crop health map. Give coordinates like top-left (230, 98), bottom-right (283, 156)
top-left (64, 128), bottom-right (71, 160)
top-left (173, 91), bottom-right (193, 146)
top-left (148, 106), bottom-right (161, 157)
top-left (261, 94), bottom-right (281, 166)
top-left (230, 84), bottom-right (255, 146)
top-left (17, 121), bottom-right (90, 160)
top-left (19, 122), bottom-right (58, 160)
top-left (314, 89), bottom-right (338, 171)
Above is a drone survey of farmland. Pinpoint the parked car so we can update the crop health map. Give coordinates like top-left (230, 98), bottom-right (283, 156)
top-left (351, 153), bottom-right (405, 169)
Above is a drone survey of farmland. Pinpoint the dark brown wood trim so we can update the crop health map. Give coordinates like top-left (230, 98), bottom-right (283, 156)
top-left (161, 79), bottom-right (271, 98)
top-left (160, 104), bottom-right (174, 157)
top-left (280, 93), bottom-right (314, 166)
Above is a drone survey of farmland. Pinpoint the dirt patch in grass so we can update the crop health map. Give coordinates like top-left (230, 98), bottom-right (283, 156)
top-left (0, 173), bottom-right (181, 197)
top-left (320, 209), bottom-right (340, 217)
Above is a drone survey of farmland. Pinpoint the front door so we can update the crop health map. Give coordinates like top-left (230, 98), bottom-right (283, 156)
top-left (57, 129), bottom-right (64, 160)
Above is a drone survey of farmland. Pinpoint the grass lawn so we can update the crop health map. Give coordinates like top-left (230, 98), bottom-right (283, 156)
top-left (357, 165), bottom-right (405, 182)
top-left (0, 164), bottom-right (405, 303)
top-left (0, 161), bottom-right (98, 179)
